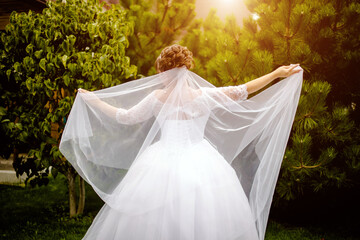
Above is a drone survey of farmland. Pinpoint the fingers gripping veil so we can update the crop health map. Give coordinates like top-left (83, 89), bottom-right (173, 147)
top-left (59, 66), bottom-right (303, 240)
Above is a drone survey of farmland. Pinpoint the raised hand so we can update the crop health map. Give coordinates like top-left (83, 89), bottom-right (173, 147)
top-left (78, 88), bottom-right (90, 94)
top-left (78, 88), bottom-right (99, 101)
top-left (274, 64), bottom-right (301, 78)
top-left (244, 64), bottom-right (302, 94)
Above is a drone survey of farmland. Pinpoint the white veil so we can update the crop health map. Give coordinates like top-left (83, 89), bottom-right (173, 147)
top-left (59, 66), bottom-right (303, 239)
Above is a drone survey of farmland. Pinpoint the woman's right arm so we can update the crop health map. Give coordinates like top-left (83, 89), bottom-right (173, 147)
top-left (245, 64), bottom-right (301, 94)
top-left (206, 64), bottom-right (301, 103)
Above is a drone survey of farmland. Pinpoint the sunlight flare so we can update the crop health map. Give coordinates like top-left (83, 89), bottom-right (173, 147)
top-left (252, 13), bottom-right (260, 21)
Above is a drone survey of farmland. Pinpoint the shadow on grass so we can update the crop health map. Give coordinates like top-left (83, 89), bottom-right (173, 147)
top-left (0, 174), bottom-right (103, 240)
top-left (0, 174), bottom-right (358, 240)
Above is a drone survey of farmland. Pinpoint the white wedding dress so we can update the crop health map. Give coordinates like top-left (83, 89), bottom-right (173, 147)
top-left (82, 92), bottom-right (259, 240)
top-left (59, 66), bottom-right (303, 240)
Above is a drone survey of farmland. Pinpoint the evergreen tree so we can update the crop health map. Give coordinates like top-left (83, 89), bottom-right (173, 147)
top-left (245, 0), bottom-right (360, 201)
top-left (118, 0), bottom-right (196, 75)
top-left (246, 0), bottom-right (360, 112)
top-left (182, 2), bottom-right (358, 201)
top-left (182, 10), bottom-right (273, 87)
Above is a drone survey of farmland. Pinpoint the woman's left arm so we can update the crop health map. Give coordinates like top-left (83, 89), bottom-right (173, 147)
top-left (78, 88), bottom-right (119, 120)
top-left (245, 64), bottom-right (301, 94)
top-left (78, 88), bottom-right (156, 125)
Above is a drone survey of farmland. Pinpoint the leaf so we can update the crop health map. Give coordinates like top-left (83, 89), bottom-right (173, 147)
top-left (44, 79), bottom-right (55, 90)
top-left (99, 55), bottom-right (106, 68)
top-left (62, 39), bottom-right (69, 53)
top-left (13, 62), bottom-right (21, 72)
top-left (54, 55), bottom-right (62, 68)
top-left (107, 61), bottom-right (115, 73)
top-left (60, 22), bottom-right (67, 34)
top-left (68, 35), bottom-right (76, 50)
top-left (63, 74), bottom-right (70, 86)
top-left (6, 69), bottom-right (11, 80)
top-left (46, 63), bottom-right (55, 73)
top-left (62, 55), bottom-right (68, 68)
top-left (25, 77), bottom-right (33, 90)
top-left (39, 58), bottom-right (47, 72)
top-left (0, 107), bottom-right (6, 116)
top-left (118, 35), bottom-right (126, 43)
top-left (34, 50), bottom-right (43, 59)
top-left (54, 31), bottom-right (62, 41)
top-left (46, 137), bottom-right (57, 145)
top-left (15, 122), bottom-right (22, 130)
top-left (43, 122), bottom-right (51, 133)
top-left (68, 63), bottom-right (77, 73)
top-left (45, 88), bottom-right (53, 98)
top-left (23, 56), bottom-right (33, 69)
top-left (19, 131), bottom-right (28, 142)
top-left (25, 44), bottom-right (34, 55)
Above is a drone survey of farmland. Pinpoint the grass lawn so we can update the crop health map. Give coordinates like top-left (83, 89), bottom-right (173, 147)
top-left (0, 174), bottom-right (358, 240)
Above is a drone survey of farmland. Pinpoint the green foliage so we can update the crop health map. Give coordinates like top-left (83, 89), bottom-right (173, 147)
top-left (119, 0), bottom-right (196, 75)
top-left (183, 1), bottom-right (359, 201)
top-left (182, 10), bottom-right (273, 87)
top-left (265, 220), bottom-right (358, 240)
top-left (0, 0), bottom-right (136, 185)
top-left (0, 175), bottom-right (103, 239)
top-left (245, 0), bottom-right (360, 201)
top-left (304, 1), bottom-right (360, 113)
top-left (247, 0), bottom-right (360, 98)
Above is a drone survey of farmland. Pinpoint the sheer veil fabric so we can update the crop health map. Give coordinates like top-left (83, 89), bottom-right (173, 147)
top-left (59, 66), bottom-right (303, 240)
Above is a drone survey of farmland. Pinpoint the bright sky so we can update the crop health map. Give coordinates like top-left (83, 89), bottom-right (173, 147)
top-left (195, 0), bottom-right (251, 26)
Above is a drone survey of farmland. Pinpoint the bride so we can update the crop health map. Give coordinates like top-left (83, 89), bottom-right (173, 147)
top-left (60, 44), bottom-right (302, 240)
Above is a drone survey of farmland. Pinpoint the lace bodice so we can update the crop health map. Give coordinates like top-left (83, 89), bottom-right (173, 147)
top-left (160, 115), bottom-right (209, 148)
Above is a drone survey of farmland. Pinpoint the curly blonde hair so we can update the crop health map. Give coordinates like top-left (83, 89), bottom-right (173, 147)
top-left (155, 44), bottom-right (194, 72)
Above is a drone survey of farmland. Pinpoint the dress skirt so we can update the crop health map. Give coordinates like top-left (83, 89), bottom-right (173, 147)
top-left (82, 139), bottom-right (259, 240)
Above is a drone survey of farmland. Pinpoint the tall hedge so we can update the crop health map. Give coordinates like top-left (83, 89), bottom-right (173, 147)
top-left (0, 0), bottom-right (136, 216)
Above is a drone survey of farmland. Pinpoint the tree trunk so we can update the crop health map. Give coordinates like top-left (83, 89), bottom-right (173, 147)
top-left (67, 167), bottom-right (77, 217)
top-left (13, 148), bottom-right (19, 163)
top-left (77, 176), bottom-right (85, 215)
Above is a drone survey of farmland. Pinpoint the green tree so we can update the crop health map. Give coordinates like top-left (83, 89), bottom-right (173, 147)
top-left (0, 0), bottom-right (136, 217)
top-left (245, 0), bottom-right (360, 201)
top-left (182, 10), bottom-right (273, 87)
top-left (182, 3), bottom-right (359, 201)
top-left (118, 0), bottom-right (196, 75)
top-left (246, 0), bottom-right (360, 109)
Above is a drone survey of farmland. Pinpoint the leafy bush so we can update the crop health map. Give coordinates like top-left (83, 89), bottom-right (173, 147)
top-left (0, 0), bottom-right (136, 214)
